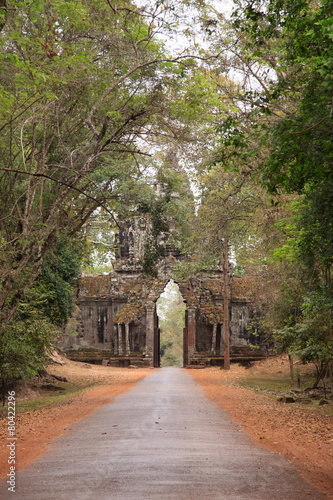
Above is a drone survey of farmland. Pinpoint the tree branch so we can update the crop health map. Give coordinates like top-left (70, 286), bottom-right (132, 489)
top-left (0, 168), bottom-right (119, 226)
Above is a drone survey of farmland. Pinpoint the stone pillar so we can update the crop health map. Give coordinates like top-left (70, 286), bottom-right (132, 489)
top-left (183, 327), bottom-right (188, 367)
top-left (118, 324), bottom-right (123, 355)
top-left (211, 323), bottom-right (217, 355)
top-left (90, 306), bottom-right (97, 346)
top-left (187, 307), bottom-right (196, 362)
top-left (125, 323), bottom-right (130, 356)
top-left (145, 304), bottom-right (155, 364)
top-left (114, 324), bottom-right (119, 355)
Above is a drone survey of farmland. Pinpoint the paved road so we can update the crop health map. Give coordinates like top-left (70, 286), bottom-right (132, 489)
top-left (1, 368), bottom-right (326, 499)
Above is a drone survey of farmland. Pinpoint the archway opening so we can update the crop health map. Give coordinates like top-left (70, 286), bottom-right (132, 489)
top-left (156, 280), bottom-right (186, 367)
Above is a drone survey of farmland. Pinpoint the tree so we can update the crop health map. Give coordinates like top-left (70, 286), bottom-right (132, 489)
top-left (231, 0), bottom-right (333, 193)
top-left (186, 0), bottom-right (333, 378)
top-left (0, 303), bottom-right (56, 405)
top-left (34, 236), bottom-right (83, 326)
top-left (192, 1), bottom-right (332, 193)
top-left (231, 0), bottom-right (333, 381)
top-left (298, 182), bottom-right (333, 288)
top-left (0, 233), bottom-right (83, 404)
top-left (195, 166), bottom-right (265, 368)
top-left (274, 292), bottom-right (333, 388)
top-left (0, 0), bottom-right (205, 334)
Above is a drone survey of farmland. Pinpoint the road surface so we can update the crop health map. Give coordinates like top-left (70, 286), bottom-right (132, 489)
top-left (1, 367), bottom-right (326, 499)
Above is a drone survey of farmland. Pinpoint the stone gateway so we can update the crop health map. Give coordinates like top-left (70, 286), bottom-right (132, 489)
top-left (59, 205), bottom-right (268, 367)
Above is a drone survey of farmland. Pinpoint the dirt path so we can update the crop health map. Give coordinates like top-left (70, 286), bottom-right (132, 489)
top-left (0, 367), bottom-right (326, 500)
top-left (188, 366), bottom-right (333, 499)
top-left (0, 357), bottom-right (332, 498)
top-left (0, 362), bottom-right (151, 479)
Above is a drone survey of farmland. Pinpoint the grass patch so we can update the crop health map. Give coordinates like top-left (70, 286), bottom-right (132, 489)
top-left (234, 363), bottom-right (318, 393)
top-left (236, 375), bottom-right (293, 392)
top-left (19, 387), bottom-right (89, 412)
top-left (0, 384), bottom-right (95, 419)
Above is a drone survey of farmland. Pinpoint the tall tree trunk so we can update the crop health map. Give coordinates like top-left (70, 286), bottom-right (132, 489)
top-left (222, 226), bottom-right (230, 370)
top-left (288, 353), bottom-right (295, 389)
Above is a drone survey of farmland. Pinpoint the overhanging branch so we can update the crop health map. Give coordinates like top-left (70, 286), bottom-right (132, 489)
top-left (0, 168), bottom-right (119, 226)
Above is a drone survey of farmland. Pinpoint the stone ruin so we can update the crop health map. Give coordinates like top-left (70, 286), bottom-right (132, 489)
top-left (59, 182), bottom-right (269, 367)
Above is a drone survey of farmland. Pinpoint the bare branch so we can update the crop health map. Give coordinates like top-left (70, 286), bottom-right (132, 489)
top-left (0, 96), bottom-right (44, 132)
top-left (0, 167), bottom-right (119, 226)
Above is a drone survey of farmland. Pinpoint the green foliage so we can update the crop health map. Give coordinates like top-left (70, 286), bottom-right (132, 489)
top-left (0, 233), bottom-right (82, 403)
top-left (0, 318), bottom-right (56, 384)
top-left (232, 0), bottom-right (333, 193)
top-left (193, 167), bottom-right (265, 271)
top-left (82, 212), bottom-right (116, 273)
top-left (139, 193), bottom-right (170, 278)
top-left (208, 1), bottom-right (333, 378)
top-left (138, 164), bottom-right (195, 277)
top-left (36, 237), bottom-right (82, 326)
top-left (141, 238), bottom-right (165, 278)
top-left (173, 257), bottom-right (215, 281)
top-left (274, 291), bottom-right (333, 386)
top-left (0, 236), bottom-right (79, 395)
top-left (298, 182), bottom-right (333, 283)
top-left (0, 0), bottom-right (195, 330)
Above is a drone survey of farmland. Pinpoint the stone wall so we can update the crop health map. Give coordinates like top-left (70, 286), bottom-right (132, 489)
top-left (59, 264), bottom-right (267, 366)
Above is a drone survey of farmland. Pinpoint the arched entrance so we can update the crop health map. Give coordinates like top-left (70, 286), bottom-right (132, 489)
top-left (156, 280), bottom-right (186, 367)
